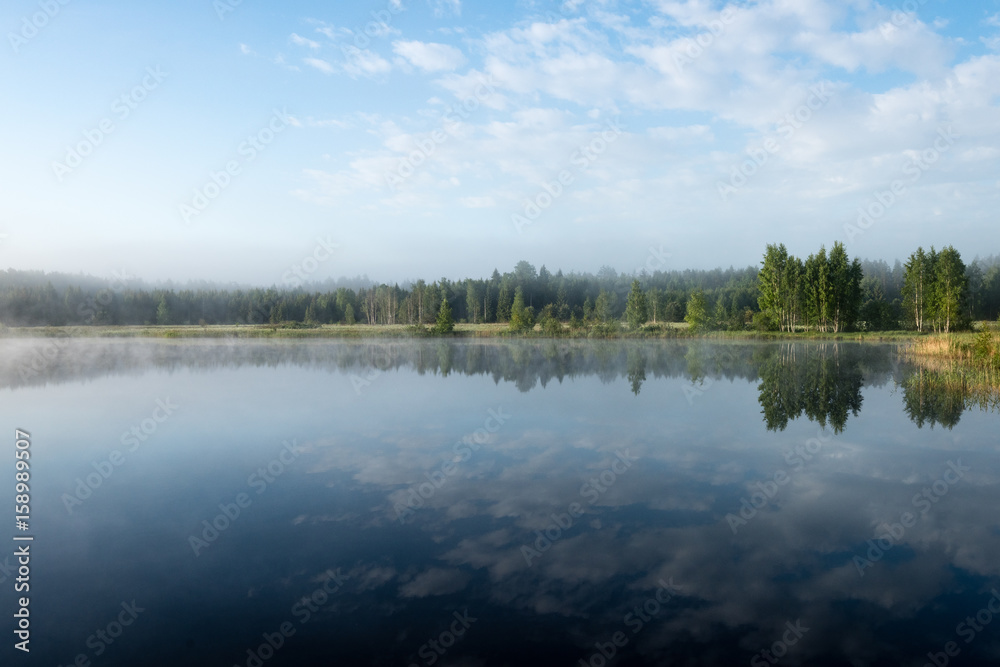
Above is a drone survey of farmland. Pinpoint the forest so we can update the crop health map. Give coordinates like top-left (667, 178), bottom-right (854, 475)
top-left (1, 243), bottom-right (998, 333)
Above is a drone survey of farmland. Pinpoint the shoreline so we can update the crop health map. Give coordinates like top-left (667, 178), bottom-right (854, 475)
top-left (0, 322), bottom-right (933, 342)
top-left (2, 324), bottom-right (996, 394)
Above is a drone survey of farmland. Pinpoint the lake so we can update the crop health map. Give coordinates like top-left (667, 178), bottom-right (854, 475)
top-left (2, 338), bottom-right (998, 666)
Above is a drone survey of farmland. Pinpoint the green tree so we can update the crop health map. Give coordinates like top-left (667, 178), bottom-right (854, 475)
top-left (903, 247), bottom-right (933, 331)
top-left (758, 243), bottom-right (789, 331)
top-left (827, 242), bottom-right (862, 332)
top-left (713, 298), bottom-right (731, 330)
top-left (509, 286), bottom-right (530, 332)
top-left (934, 246), bottom-right (967, 333)
top-left (513, 260), bottom-right (537, 306)
top-left (926, 247), bottom-right (943, 331)
top-left (624, 279), bottom-right (648, 329)
top-left (803, 247), bottom-right (830, 331)
top-left (522, 306), bottom-right (536, 331)
top-left (155, 294), bottom-right (171, 325)
top-left (859, 277), bottom-right (894, 331)
top-left (646, 287), bottom-right (662, 323)
top-left (685, 289), bottom-right (709, 332)
top-left (966, 262), bottom-right (984, 322)
top-left (782, 255), bottom-right (804, 332)
top-left (594, 290), bottom-right (617, 323)
top-left (758, 243), bottom-right (806, 332)
top-left (539, 304), bottom-right (562, 335)
top-left (496, 282), bottom-right (512, 322)
top-left (435, 295), bottom-right (455, 333)
top-left (304, 303), bottom-right (319, 326)
top-left (556, 283), bottom-right (569, 320)
top-left (465, 280), bottom-right (481, 324)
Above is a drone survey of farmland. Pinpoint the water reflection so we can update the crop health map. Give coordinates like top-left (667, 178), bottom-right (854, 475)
top-left (627, 347), bottom-right (646, 395)
top-left (0, 337), bottom-right (983, 431)
top-left (902, 368), bottom-right (966, 429)
top-left (2, 338), bottom-right (999, 666)
top-left (755, 344), bottom-right (865, 433)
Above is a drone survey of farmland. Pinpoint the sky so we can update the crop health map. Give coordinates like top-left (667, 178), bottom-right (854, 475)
top-left (1, 0), bottom-right (999, 286)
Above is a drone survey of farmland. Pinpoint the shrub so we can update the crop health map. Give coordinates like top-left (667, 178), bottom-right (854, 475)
top-left (541, 316), bottom-right (563, 336)
top-left (752, 311), bottom-right (779, 332)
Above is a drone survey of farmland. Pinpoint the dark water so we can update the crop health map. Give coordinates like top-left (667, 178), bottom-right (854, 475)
top-left (1, 338), bottom-right (998, 667)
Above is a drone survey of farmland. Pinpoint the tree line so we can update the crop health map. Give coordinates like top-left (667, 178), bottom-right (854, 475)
top-left (1, 247), bottom-right (998, 331)
top-left (724, 242), bottom-right (977, 333)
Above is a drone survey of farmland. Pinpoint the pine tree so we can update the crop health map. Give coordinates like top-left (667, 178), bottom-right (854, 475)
top-left (509, 286), bottom-right (529, 332)
top-left (156, 295), bottom-right (171, 325)
top-left (625, 279), bottom-right (648, 329)
top-left (685, 289), bottom-right (709, 332)
top-left (594, 290), bottom-right (617, 323)
top-left (496, 282), bottom-right (512, 322)
top-left (435, 296), bottom-right (455, 333)
top-left (465, 280), bottom-right (480, 324)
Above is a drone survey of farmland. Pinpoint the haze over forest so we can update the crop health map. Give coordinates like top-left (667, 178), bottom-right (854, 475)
top-left (2, 243), bottom-right (998, 331)
top-left (3, 1), bottom-right (1000, 284)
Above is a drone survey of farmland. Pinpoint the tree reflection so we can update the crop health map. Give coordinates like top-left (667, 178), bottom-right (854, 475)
top-left (755, 344), bottom-right (864, 433)
top-left (626, 347), bottom-right (646, 395)
top-left (3, 338), bottom-right (982, 431)
top-left (901, 369), bottom-right (965, 429)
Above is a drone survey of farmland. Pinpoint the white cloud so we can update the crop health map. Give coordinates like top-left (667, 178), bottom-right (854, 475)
top-left (430, 0), bottom-right (461, 18)
top-left (399, 568), bottom-right (470, 597)
top-left (648, 125), bottom-right (714, 143)
top-left (393, 40), bottom-right (467, 72)
top-left (460, 195), bottom-right (496, 208)
top-left (343, 50), bottom-right (392, 78)
top-left (289, 2), bottom-right (1000, 269)
top-left (792, 19), bottom-right (951, 78)
top-left (434, 69), bottom-right (508, 109)
top-left (302, 51), bottom-right (392, 78)
top-left (290, 33), bottom-right (321, 49)
top-left (315, 24), bottom-right (349, 40)
top-left (307, 117), bottom-right (352, 129)
top-left (304, 57), bottom-right (335, 75)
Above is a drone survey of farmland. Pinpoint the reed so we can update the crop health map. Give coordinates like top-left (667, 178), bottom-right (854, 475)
top-left (905, 328), bottom-right (1000, 406)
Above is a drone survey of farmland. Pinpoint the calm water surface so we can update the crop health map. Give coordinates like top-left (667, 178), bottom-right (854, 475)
top-left (1, 338), bottom-right (998, 667)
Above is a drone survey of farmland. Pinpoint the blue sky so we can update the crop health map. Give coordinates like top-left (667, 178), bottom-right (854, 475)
top-left (2, 0), bottom-right (999, 285)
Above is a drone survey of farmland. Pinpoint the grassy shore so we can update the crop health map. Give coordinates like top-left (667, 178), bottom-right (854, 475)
top-left (904, 327), bottom-right (1000, 401)
top-left (0, 321), bottom-right (930, 341)
top-left (2, 321), bottom-right (996, 394)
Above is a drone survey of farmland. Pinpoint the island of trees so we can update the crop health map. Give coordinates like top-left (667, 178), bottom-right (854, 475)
top-left (1, 242), bottom-right (998, 334)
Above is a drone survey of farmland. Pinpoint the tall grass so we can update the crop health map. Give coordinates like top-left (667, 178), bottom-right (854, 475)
top-left (905, 328), bottom-right (1000, 406)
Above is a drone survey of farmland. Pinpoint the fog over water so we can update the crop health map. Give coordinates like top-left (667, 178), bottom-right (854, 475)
top-left (1, 339), bottom-right (998, 666)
